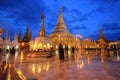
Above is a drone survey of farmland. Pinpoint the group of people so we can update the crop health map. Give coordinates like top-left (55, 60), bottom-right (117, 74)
top-left (5, 47), bottom-right (16, 55)
top-left (58, 43), bottom-right (75, 61)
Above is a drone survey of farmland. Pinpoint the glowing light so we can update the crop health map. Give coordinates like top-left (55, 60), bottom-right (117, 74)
top-left (15, 51), bottom-right (18, 60)
top-left (117, 51), bottom-right (120, 61)
top-left (5, 53), bottom-right (9, 61)
top-left (56, 50), bottom-right (58, 55)
top-left (63, 46), bottom-right (65, 48)
top-left (31, 64), bottom-right (35, 73)
top-left (6, 45), bottom-right (10, 49)
top-left (47, 43), bottom-right (50, 49)
top-left (46, 63), bottom-right (50, 71)
top-left (21, 43), bottom-right (24, 46)
top-left (20, 51), bottom-right (23, 61)
top-left (56, 46), bottom-right (58, 49)
top-left (77, 60), bottom-right (84, 69)
top-left (68, 45), bottom-right (70, 48)
top-left (87, 58), bottom-right (90, 64)
top-left (15, 45), bottom-right (19, 49)
top-left (44, 45), bottom-right (46, 48)
top-left (68, 49), bottom-right (71, 57)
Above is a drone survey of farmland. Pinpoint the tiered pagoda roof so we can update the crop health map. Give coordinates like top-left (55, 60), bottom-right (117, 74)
top-left (38, 13), bottom-right (46, 37)
top-left (48, 7), bottom-right (74, 39)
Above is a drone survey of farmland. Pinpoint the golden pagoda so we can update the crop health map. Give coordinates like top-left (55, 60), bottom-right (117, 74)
top-left (30, 13), bottom-right (51, 51)
top-left (48, 7), bottom-right (80, 49)
top-left (97, 27), bottom-right (107, 48)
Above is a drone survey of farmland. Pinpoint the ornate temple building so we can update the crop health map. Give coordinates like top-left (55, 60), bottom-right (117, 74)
top-left (97, 27), bottom-right (108, 49)
top-left (0, 27), bottom-right (20, 51)
top-left (3, 31), bottom-right (11, 50)
top-left (21, 26), bottom-right (32, 51)
top-left (29, 13), bottom-right (51, 51)
top-left (2, 7), bottom-right (120, 52)
top-left (23, 26), bottom-right (32, 43)
top-left (81, 38), bottom-right (96, 49)
top-left (11, 34), bottom-right (19, 50)
top-left (18, 31), bottom-right (23, 43)
top-left (48, 7), bottom-right (80, 49)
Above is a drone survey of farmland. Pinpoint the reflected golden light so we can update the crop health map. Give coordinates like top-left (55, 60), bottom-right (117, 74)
top-left (7, 64), bottom-right (11, 80)
top-left (20, 51), bottom-right (23, 61)
top-left (101, 58), bottom-right (104, 63)
top-left (46, 63), bottom-right (50, 71)
top-left (5, 53), bottom-right (9, 61)
top-left (31, 64), bottom-right (35, 73)
top-left (86, 51), bottom-right (88, 54)
top-left (38, 67), bottom-right (42, 73)
top-left (68, 45), bottom-right (70, 48)
top-left (15, 67), bottom-right (27, 80)
top-left (15, 51), bottom-right (18, 60)
top-left (28, 63), bottom-right (50, 74)
top-left (87, 58), bottom-right (90, 64)
top-left (68, 50), bottom-right (71, 57)
top-left (77, 60), bottom-right (84, 69)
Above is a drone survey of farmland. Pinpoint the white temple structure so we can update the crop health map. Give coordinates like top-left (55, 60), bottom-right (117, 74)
top-left (3, 32), bottom-right (11, 50)
top-left (0, 28), bottom-right (19, 51)
top-left (30, 13), bottom-right (51, 51)
top-left (11, 34), bottom-right (19, 50)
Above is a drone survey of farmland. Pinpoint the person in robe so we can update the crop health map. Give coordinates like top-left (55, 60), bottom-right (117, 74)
top-left (71, 46), bottom-right (75, 60)
top-left (11, 47), bottom-right (15, 55)
top-left (58, 43), bottom-right (64, 61)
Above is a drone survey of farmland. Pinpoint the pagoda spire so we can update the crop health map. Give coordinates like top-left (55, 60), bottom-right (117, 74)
top-left (14, 33), bottom-right (18, 40)
top-left (18, 30), bottom-right (23, 43)
top-left (98, 27), bottom-right (105, 41)
top-left (5, 31), bottom-right (9, 40)
top-left (38, 13), bottom-right (46, 37)
top-left (58, 6), bottom-right (64, 24)
top-left (55, 6), bottom-right (67, 30)
top-left (23, 25), bottom-right (31, 42)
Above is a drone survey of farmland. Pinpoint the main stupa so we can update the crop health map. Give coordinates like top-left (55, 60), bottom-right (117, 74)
top-left (48, 7), bottom-right (80, 48)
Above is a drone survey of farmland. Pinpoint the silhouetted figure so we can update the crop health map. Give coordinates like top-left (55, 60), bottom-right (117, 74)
top-left (71, 47), bottom-right (75, 60)
top-left (11, 47), bottom-right (15, 55)
top-left (6, 49), bottom-right (9, 54)
top-left (58, 43), bottom-right (64, 61)
top-left (65, 45), bottom-right (69, 59)
top-left (0, 48), bottom-right (2, 54)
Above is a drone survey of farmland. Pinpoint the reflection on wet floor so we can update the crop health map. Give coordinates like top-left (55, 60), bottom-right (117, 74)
top-left (0, 49), bottom-right (120, 80)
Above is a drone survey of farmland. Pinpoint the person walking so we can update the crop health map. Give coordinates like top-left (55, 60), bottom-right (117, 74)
top-left (71, 46), bottom-right (75, 60)
top-left (58, 43), bottom-right (64, 61)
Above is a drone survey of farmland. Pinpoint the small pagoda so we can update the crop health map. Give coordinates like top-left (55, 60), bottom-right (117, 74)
top-left (30, 13), bottom-right (51, 51)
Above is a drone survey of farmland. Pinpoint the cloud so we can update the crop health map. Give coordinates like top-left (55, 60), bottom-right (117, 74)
top-left (90, 7), bottom-right (105, 14)
top-left (73, 25), bottom-right (87, 30)
top-left (92, 0), bottom-right (120, 4)
top-left (66, 9), bottom-right (90, 24)
top-left (102, 24), bottom-right (120, 31)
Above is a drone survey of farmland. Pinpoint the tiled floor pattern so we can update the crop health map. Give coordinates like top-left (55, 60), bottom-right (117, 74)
top-left (0, 51), bottom-right (120, 80)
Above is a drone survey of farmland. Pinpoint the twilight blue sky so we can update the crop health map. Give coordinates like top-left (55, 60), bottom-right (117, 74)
top-left (0, 0), bottom-right (120, 41)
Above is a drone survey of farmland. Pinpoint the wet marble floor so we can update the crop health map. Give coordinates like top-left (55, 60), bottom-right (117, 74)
top-left (0, 50), bottom-right (120, 80)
